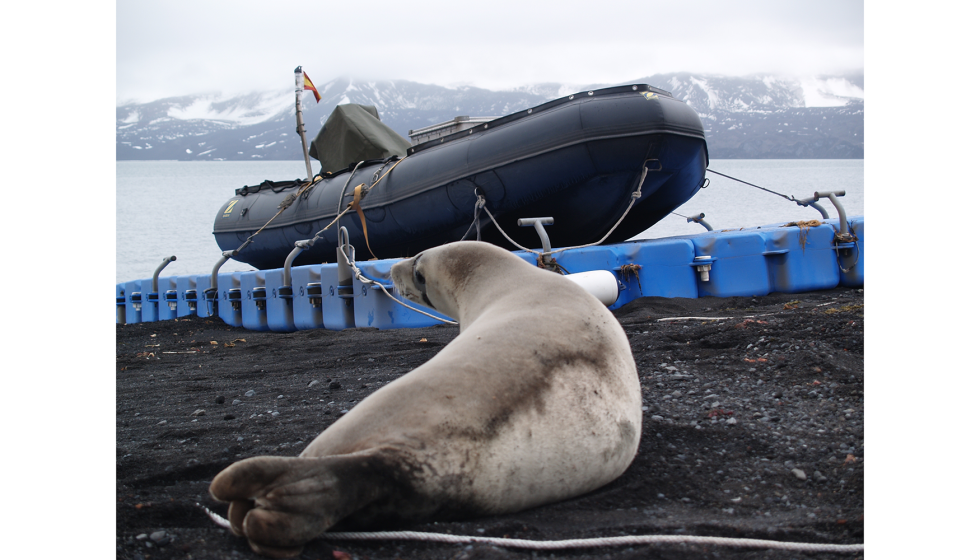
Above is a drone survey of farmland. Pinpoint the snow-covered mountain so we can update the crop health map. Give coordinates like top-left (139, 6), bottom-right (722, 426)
top-left (116, 73), bottom-right (863, 161)
top-left (640, 73), bottom-right (863, 113)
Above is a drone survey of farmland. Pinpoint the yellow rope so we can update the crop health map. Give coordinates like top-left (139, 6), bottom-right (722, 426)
top-left (336, 157), bottom-right (408, 259)
top-left (350, 183), bottom-right (378, 260)
top-left (244, 155), bottom-right (409, 255)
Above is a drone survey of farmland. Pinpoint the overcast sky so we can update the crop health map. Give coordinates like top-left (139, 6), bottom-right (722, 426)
top-left (117, 0), bottom-right (863, 103)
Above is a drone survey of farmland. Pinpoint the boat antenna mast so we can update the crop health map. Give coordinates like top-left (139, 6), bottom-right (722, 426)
top-left (294, 66), bottom-right (314, 182)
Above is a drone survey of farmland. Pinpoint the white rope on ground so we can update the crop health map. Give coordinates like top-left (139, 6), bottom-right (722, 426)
top-left (657, 313), bottom-right (776, 323)
top-left (319, 530), bottom-right (865, 553)
top-left (200, 503), bottom-right (233, 530)
top-left (197, 504), bottom-right (863, 554)
top-left (656, 316), bottom-right (735, 322)
top-left (657, 302), bottom-right (842, 323)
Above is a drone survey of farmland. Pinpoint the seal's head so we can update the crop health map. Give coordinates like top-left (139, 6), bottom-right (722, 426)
top-left (391, 241), bottom-right (520, 321)
top-left (390, 251), bottom-right (439, 312)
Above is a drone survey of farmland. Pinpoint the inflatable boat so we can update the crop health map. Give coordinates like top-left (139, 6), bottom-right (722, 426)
top-left (213, 84), bottom-right (709, 270)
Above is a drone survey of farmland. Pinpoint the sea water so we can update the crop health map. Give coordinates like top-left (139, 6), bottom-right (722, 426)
top-left (116, 159), bottom-right (864, 284)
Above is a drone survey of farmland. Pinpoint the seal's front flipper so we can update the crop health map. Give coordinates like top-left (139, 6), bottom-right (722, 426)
top-left (209, 454), bottom-right (391, 556)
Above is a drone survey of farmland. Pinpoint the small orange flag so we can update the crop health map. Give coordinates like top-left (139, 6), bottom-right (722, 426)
top-left (303, 71), bottom-right (321, 103)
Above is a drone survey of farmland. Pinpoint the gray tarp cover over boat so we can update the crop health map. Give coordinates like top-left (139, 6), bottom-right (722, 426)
top-left (309, 104), bottom-right (411, 173)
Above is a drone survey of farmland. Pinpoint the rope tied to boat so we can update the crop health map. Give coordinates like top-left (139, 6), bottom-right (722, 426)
top-left (197, 503), bottom-right (862, 554)
top-left (336, 157), bottom-right (407, 254)
top-left (460, 193), bottom-right (487, 242)
top-left (288, 156), bottom-right (411, 254)
top-left (537, 255), bottom-right (569, 274)
top-left (707, 168), bottom-right (798, 202)
top-left (350, 183), bottom-right (379, 260)
top-left (833, 226), bottom-right (860, 273)
top-left (620, 263), bottom-right (643, 294)
top-left (277, 192), bottom-right (299, 211)
top-left (232, 176), bottom-right (322, 254)
top-left (223, 156), bottom-right (407, 265)
top-left (471, 161), bottom-right (649, 269)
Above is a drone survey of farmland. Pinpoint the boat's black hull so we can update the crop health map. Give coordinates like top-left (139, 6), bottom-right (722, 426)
top-left (213, 85), bottom-right (708, 270)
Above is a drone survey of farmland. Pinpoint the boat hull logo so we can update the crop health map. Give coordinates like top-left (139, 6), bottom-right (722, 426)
top-left (223, 200), bottom-right (239, 217)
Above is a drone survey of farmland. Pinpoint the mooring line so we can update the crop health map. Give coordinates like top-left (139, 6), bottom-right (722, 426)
top-left (475, 159), bottom-right (646, 262)
top-left (706, 169), bottom-right (797, 202)
top-left (196, 504), bottom-right (863, 554)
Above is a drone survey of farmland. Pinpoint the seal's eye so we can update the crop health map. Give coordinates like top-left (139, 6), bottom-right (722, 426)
top-left (413, 256), bottom-right (426, 286)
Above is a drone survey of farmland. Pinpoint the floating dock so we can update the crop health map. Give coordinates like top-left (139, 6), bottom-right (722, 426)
top-left (116, 215), bottom-right (863, 331)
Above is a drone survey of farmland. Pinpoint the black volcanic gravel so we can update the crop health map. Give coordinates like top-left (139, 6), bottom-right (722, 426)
top-left (116, 287), bottom-right (864, 560)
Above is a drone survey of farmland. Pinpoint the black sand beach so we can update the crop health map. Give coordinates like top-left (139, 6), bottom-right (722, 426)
top-left (116, 287), bottom-right (863, 560)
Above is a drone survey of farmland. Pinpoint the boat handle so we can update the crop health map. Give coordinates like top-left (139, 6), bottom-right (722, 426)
top-left (812, 191), bottom-right (848, 235)
top-left (517, 217), bottom-right (555, 265)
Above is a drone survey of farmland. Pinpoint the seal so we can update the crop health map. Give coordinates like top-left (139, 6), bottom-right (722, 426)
top-left (209, 241), bottom-right (642, 558)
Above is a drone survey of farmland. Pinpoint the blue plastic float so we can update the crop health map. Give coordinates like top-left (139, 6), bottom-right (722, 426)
top-left (173, 275), bottom-right (199, 318)
top-left (289, 264), bottom-right (327, 330)
top-left (123, 279), bottom-right (142, 324)
top-left (216, 271), bottom-right (244, 328)
top-left (117, 215), bottom-right (864, 330)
